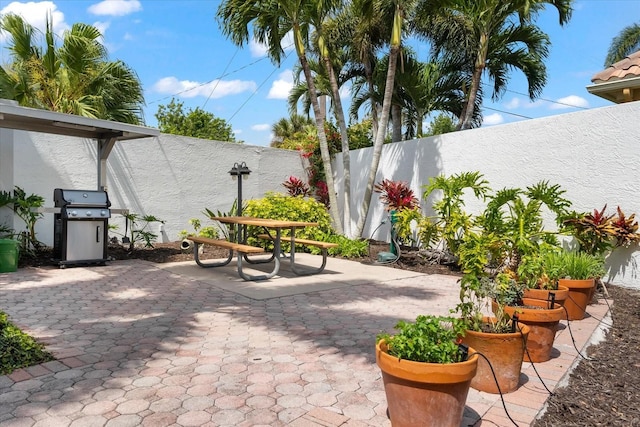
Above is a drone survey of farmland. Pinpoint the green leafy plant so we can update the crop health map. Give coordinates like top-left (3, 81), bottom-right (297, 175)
top-left (325, 234), bottom-right (369, 258)
top-left (477, 180), bottom-right (570, 277)
top-left (377, 315), bottom-right (467, 364)
top-left (177, 218), bottom-right (219, 241)
top-left (110, 213), bottom-right (165, 251)
top-left (374, 179), bottom-right (420, 212)
top-left (393, 208), bottom-right (423, 246)
top-left (1, 311), bottom-right (53, 375)
top-left (243, 192), bottom-right (334, 253)
top-left (204, 200), bottom-right (241, 240)
top-left (555, 251), bottom-right (606, 280)
top-left (422, 171), bottom-right (490, 255)
top-left (0, 187), bottom-right (45, 256)
top-left (456, 231), bottom-right (519, 333)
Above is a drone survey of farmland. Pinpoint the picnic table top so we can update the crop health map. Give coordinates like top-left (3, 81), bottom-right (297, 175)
top-left (209, 216), bottom-right (318, 228)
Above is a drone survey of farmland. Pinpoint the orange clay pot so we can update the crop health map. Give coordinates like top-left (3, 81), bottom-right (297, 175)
top-left (495, 298), bottom-right (565, 363)
top-left (376, 340), bottom-right (478, 427)
top-left (559, 278), bottom-right (596, 320)
top-left (461, 318), bottom-right (530, 394)
top-left (523, 285), bottom-right (570, 309)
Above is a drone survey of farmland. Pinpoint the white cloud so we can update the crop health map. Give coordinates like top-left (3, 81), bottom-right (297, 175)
top-left (88, 0), bottom-right (142, 17)
top-left (550, 95), bottom-right (589, 110)
top-left (523, 99), bottom-right (545, 109)
top-left (483, 113), bottom-right (504, 126)
top-left (249, 38), bottom-right (268, 57)
top-left (251, 123), bottom-right (270, 131)
top-left (151, 76), bottom-right (257, 99)
top-left (339, 84), bottom-right (351, 99)
top-left (93, 21), bottom-right (110, 36)
top-left (123, 32), bottom-right (133, 41)
top-left (233, 129), bottom-right (242, 134)
top-left (268, 70), bottom-right (293, 99)
top-left (0, 1), bottom-right (68, 40)
top-left (504, 97), bottom-right (521, 109)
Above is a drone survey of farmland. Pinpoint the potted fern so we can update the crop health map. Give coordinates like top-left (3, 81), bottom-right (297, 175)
top-left (376, 315), bottom-right (478, 427)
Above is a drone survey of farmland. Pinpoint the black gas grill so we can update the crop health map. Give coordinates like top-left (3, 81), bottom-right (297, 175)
top-left (53, 188), bottom-right (111, 267)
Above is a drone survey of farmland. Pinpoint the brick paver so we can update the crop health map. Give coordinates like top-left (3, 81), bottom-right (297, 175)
top-left (0, 258), bottom-right (610, 426)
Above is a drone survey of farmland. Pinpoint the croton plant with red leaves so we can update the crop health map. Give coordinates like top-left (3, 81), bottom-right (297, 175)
top-left (282, 176), bottom-right (311, 197)
top-left (374, 179), bottom-right (420, 212)
top-left (563, 204), bottom-right (640, 255)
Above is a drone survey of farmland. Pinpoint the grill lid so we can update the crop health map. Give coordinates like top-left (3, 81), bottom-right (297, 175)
top-left (54, 188), bottom-right (111, 208)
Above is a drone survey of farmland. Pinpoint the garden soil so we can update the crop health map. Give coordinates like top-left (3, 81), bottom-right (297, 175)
top-left (19, 241), bottom-right (640, 426)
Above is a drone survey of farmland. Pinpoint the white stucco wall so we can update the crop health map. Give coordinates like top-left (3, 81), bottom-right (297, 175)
top-left (3, 100), bottom-right (640, 288)
top-left (9, 132), bottom-right (306, 245)
top-left (335, 101), bottom-right (640, 289)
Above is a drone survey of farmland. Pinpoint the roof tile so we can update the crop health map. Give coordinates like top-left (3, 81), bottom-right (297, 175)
top-left (591, 50), bottom-right (640, 83)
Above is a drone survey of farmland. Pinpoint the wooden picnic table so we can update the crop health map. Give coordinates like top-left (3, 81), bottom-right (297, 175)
top-left (188, 216), bottom-right (336, 281)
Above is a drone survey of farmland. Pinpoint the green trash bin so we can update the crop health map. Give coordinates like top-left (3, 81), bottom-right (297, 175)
top-left (0, 239), bottom-right (19, 273)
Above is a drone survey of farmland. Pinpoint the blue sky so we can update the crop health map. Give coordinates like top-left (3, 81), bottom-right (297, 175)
top-left (0, 0), bottom-right (638, 147)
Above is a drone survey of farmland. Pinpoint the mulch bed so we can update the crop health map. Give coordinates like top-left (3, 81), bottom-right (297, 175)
top-left (17, 241), bottom-right (640, 426)
top-left (533, 284), bottom-right (640, 426)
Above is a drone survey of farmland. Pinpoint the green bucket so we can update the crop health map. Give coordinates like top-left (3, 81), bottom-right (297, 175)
top-left (0, 239), bottom-right (19, 273)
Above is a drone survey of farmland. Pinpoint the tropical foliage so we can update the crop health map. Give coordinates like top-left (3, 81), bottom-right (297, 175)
top-left (374, 179), bottom-right (420, 212)
top-left (215, 0), bottom-right (572, 238)
top-left (0, 14), bottom-right (144, 124)
top-left (605, 23), bottom-right (640, 66)
top-left (377, 315), bottom-right (468, 363)
top-left (155, 98), bottom-right (237, 142)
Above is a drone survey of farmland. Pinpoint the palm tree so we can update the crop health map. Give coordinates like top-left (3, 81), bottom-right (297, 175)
top-left (271, 114), bottom-right (314, 147)
top-left (0, 13), bottom-right (144, 124)
top-left (217, 0), bottom-right (344, 234)
top-left (397, 55), bottom-right (478, 138)
top-left (414, 0), bottom-right (572, 130)
top-left (352, 0), bottom-right (415, 238)
top-left (605, 23), bottom-right (640, 66)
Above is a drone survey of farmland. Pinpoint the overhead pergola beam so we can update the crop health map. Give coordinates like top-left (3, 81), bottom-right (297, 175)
top-left (0, 99), bottom-right (159, 190)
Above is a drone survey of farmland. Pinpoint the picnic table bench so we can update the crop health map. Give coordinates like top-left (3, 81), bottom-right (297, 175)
top-left (187, 216), bottom-right (332, 280)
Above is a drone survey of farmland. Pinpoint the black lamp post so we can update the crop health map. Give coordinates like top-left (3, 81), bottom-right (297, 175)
top-left (229, 162), bottom-right (251, 242)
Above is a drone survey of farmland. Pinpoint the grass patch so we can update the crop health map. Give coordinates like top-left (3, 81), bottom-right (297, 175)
top-left (1, 311), bottom-right (54, 375)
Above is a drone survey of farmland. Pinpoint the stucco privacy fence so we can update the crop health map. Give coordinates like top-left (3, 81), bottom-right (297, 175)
top-left (2, 100), bottom-right (640, 288)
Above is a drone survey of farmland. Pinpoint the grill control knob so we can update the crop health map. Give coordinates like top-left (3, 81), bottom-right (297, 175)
top-left (86, 211), bottom-right (92, 217)
top-left (100, 210), bottom-right (107, 217)
top-left (70, 210), bottom-right (77, 217)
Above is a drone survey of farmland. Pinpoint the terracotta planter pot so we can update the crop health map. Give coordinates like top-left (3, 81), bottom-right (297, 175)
top-left (461, 318), bottom-right (530, 394)
top-left (559, 278), bottom-right (596, 320)
top-left (376, 340), bottom-right (478, 427)
top-left (523, 285), bottom-right (569, 308)
top-left (495, 298), bottom-right (565, 363)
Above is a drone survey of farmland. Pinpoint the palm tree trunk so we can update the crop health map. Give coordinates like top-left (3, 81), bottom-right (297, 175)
top-left (354, 43), bottom-right (400, 237)
top-left (460, 34), bottom-right (488, 130)
top-left (391, 103), bottom-right (402, 142)
top-left (299, 54), bottom-right (343, 234)
top-left (322, 55), bottom-right (352, 237)
top-left (365, 60), bottom-right (379, 138)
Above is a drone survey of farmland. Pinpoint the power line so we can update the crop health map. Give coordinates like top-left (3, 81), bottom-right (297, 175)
top-left (202, 47), bottom-right (240, 110)
top-left (147, 54), bottom-right (272, 106)
top-left (482, 83), bottom-right (591, 110)
top-left (482, 105), bottom-right (533, 120)
top-left (226, 50), bottom-right (292, 123)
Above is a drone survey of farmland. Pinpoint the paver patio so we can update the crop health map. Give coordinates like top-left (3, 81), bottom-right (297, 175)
top-left (0, 255), bottom-right (610, 426)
